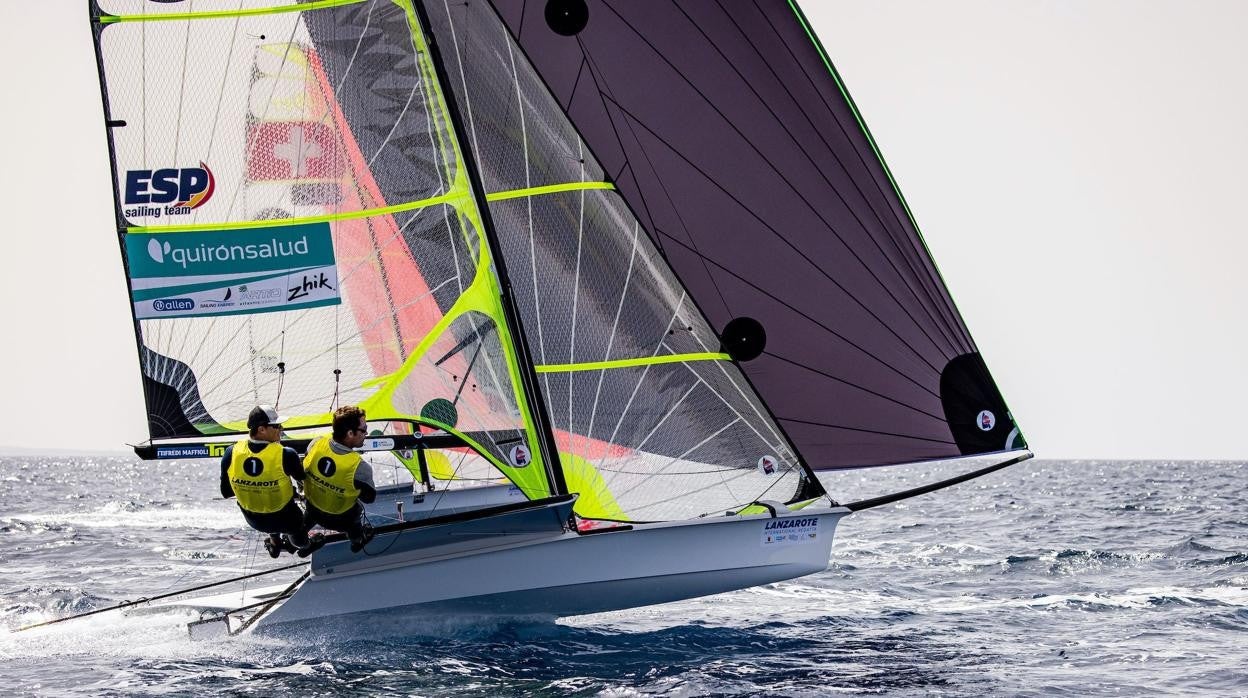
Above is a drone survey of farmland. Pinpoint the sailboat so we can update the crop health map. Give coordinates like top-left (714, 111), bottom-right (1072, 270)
top-left (83, 0), bottom-right (1031, 635)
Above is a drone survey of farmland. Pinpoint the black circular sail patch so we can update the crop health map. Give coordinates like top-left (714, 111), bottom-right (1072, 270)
top-left (242, 457), bottom-right (264, 478)
top-left (420, 398), bottom-right (459, 428)
top-left (721, 316), bottom-right (766, 362)
top-left (545, 0), bottom-right (588, 36)
top-left (317, 457), bottom-right (336, 478)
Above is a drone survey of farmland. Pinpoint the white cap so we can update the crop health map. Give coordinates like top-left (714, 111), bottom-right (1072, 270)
top-left (247, 404), bottom-right (283, 429)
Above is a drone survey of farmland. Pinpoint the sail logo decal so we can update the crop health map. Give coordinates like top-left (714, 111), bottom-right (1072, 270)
top-left (144, 235), bottom-right (312, 270)
top-left (126, 222), bottom-right (340, 319)
top-left (152, 298), bottom-right (195, 313)
top-left (123, 162), bottom-right (215, 219)
top-left (977, 410), bottom-right (996, 431)
top-left (288, 271), bottom-right (334, 301)
top-left (757, 455), bottom-right (778, 475)
top-left (761, 517), bottom-right (819, 547)
top-left (508, 444), bottom-right (531, 468)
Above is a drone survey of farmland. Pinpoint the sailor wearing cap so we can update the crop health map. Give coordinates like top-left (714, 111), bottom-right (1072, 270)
top-left (219, 405), bottom-right (323, 558)
top-left (302, 405), bottom-right (378, 553)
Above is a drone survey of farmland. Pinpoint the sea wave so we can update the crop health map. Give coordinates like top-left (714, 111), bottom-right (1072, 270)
top-left (2, 457), bottom-right (1246, 695)
top-left (6, 501), bottom-right (239, 531)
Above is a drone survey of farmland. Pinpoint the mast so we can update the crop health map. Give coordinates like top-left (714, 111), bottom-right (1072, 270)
top-left (406, 0), bottom-right (567, 495)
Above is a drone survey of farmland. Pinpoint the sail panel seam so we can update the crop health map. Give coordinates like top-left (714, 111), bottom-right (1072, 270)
top-left (578, 41), bottom-right (732, 319)
top-left (601, 93), bottom-right (945, 376)
top-left (656, 228), bottom-right (943, 396)
top-left (717, 0), bottom-right (963, 354)
top-left (784, 0), bottom-right (975, 351)
top-left (602, 294), bottom-right (687, 452)
top-left (758, 4), bottom-right (967, 349)
top-left (778, 415), bottom-right (957, 446)
top-left (595, 3), bottom-right (954, 365)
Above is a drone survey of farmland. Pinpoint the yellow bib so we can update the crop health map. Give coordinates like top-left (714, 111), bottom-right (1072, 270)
top-left (227, 440), bottom-right (293, 514)
top-left (303, 436), bottom-right (361, 515)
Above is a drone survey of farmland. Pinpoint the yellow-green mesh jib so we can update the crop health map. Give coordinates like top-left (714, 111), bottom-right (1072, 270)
top-left (560, 452), bottom-right (627, 520)
top-left (379, 0), bottom-right (555, 499)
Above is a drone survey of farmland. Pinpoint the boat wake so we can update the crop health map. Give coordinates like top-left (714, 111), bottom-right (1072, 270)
top-left (6, 502), bottom-right (238, 531)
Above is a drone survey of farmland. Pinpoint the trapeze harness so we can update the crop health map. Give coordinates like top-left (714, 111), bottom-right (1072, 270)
top-left (303, 437), bottom-right (362, 515)
top-left (227, 440), bottom-right (294, 514)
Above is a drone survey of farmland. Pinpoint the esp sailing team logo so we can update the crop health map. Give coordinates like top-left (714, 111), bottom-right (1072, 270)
top-left (123, 161), bottom-right (215, 219)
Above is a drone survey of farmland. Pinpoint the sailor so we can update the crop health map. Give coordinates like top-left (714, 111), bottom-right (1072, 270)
top-left (302, 405), bottom-right (378, 553)
top-left (219, 405), bottom-right (322, 558)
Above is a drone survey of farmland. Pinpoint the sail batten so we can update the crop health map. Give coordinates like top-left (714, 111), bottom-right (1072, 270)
top-left (775, 3), bottom-right (971, 356)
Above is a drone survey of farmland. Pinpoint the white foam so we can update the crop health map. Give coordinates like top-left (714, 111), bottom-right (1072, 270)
top-left (2, 608), bottom-right (228, 661)
top-left (8, 502), bottom-right (239, 530)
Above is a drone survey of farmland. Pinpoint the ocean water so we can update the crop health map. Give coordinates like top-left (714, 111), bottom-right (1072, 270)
top-left (1, 456), bottom-right (1244, 696)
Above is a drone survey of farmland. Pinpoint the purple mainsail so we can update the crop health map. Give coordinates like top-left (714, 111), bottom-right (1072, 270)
top-left (479, 0), bottom-right (1026, 469)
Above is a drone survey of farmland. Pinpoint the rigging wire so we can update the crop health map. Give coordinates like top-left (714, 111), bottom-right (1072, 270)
top-left (273, 360), bottom-right (287, 411)
top-left (11, 557), bottom-right (310, 633)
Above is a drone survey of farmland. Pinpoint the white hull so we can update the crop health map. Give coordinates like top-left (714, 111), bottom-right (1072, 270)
top-left (247, 503), bottom-right (849, 633)
top-left (362, 482), bottom-right (526, 523)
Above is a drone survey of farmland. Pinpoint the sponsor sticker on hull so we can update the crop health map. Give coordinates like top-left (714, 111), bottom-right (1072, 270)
top-left (126, 222), bottom-right (340, 319)
top-left (761, 516), bottom-right (820, 547)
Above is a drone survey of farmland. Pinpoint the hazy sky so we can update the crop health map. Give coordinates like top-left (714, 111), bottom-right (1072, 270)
top-left (0, 2), bottom-right (1243, 459)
